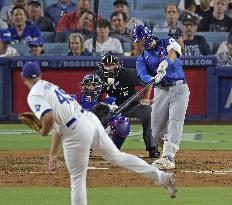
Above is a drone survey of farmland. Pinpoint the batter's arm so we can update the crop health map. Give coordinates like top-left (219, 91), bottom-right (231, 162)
top-left (139, 84), bottom-right (153, 105)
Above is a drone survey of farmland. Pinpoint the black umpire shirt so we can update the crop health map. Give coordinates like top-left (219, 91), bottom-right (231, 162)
top-left (93, 67), bottom-right (145, 106)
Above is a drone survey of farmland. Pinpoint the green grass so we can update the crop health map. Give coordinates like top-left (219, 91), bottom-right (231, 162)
top-left (0, 187), bottom-right (232, 205)
top-left (1, 124), bottom-right (232, 151)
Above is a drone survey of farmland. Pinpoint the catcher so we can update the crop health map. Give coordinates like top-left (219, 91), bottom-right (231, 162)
top-left (76, 73), bottom-right (130, 149)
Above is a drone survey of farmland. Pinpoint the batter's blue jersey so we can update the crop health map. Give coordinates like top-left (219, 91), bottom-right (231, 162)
top-left (136, 36), bottom-right (185, 84)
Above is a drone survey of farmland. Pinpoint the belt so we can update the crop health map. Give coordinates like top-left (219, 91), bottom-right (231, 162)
top-left (160, 79), bottom-right (186, 88)
top-left (66, 108), bottom-right (84, 127)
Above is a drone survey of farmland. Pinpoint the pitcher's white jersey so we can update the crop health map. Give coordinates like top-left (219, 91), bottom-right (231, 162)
top-left (27, 80), bottom-right (83, 131)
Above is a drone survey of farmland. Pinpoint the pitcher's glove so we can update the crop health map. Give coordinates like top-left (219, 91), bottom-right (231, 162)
top-left (18, 112), bottom-right (42, 132)
top-left (92, 103), bottom-right (111, 127)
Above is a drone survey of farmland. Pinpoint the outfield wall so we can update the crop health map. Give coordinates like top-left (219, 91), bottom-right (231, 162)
top-left (1, 55), bottom-right (231, 121)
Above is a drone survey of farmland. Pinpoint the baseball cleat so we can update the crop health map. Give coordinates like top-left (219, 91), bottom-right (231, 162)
top-left (163, 173), bottom-right (177, 198)
top-left (152, 156), bottom-right (175, 170)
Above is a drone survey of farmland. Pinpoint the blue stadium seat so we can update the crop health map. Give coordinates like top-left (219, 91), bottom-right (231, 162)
top-left (134, 0), bottom-right (179, 10)
top-left (11, 44), bottom-right (30, 56)
top-left (130, 9), bottom-right (166, 27)
top-left (196, 32), bottom-right (229, 54)
top-left (122, 42), bottom-right (132, 53)
top-left (41, 32), bottom-right (55, 43)
top-left (43, 43), bottom-right (68, 56)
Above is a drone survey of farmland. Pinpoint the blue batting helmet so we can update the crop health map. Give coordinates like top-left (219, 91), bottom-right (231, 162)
top-left (132, 25), bottom-right (157, 49)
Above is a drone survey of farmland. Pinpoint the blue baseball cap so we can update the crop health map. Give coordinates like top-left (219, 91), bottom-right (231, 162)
top-left (28, 37), bottom-right (43, 47)
top-left (0, 29), bottom-right (12, 42)
top-left (28, 0), bottom-right (42, 6)
top-left (21, 62), bottom-right (41, 78)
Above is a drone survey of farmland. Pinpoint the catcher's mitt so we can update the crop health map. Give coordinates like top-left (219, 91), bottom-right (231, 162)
top-left (92, 103), bottom-right (111, 127)
top-left (18, 112), bottom-right (42, 132)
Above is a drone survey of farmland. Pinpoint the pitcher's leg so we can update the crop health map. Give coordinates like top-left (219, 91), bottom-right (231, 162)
top-left (63, 115), bottom-right (95, 205)
top-left (90, 113), bottom-right (165, 184)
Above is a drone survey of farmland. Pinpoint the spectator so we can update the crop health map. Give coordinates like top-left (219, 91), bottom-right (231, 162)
top-left (110, 11), bottom-right (131, 44)
top-left (113, 0), bottom-right (144, 34)
top-left (74, 0), bottom-right (91, 15)
top-left (182, 12), bottom-right (210, 56)
top-left (28, 36), bottom-right (45, 56)
top-left (0, 29), bottom-right (19, 57)
top-left (85, 19), bottom-right (123, 56)
top-left (56, 9), bottom-right (94, 40)
top-left (179, 0), bottom-right (197, 22)
top-left (27, 0), bottom-right (55, 32)
top-left (67, 32), bottom-right (91, 56)
top-left (217, 33), bottom-right (232, 65)
top-left (9, 6), bottom-right (42, 44)
top-left (45, 0), bottom-right (76, 26)
top-left (0, 20), bottom-right (8, 29)
top-left (168, 27), bottom-right (185, 50)
top-left (0, 0), bottom-right (5, 11)
top-left (178, 0), bottom-right (197, 14)
top-left (0, 0), bottom-right (27, 25)
top-left (153, 4), bottom-right (181, 33)
top-left (198, 0), bottom-right (232, 31)
top-left (195, 0), bottom-right (213, 18)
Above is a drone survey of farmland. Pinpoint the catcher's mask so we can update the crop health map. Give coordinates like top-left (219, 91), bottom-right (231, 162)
top-left (81, 74), bottom-right (102, 101)
top-left (98, 52), bottom-right (123, 85)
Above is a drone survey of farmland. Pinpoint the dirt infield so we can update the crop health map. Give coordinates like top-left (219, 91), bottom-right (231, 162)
top-left (0, 150), bottom-right (232, 187)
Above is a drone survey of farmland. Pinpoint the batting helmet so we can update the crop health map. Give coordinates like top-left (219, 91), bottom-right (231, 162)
top-left (81, 74), bottom-right (103, 100)
top-left (132, 25), bottom-right (158, 49)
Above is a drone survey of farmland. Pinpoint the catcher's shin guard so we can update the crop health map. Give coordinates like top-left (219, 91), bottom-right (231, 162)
top-left (112, 135), bottom-right (126, 149)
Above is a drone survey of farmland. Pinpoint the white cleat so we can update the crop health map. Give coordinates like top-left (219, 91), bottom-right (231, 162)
top-left (163, 173), bottom-right (177, 198)
top-left (152, 156), bottom-right (175, 170)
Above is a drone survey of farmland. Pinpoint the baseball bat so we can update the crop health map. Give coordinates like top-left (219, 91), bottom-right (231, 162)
top-left (100, 81), bottom-right (153, 126)
top-left (114, 81), bottom-right (153, 115)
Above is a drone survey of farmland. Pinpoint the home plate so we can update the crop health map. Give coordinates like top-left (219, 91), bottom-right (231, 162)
top-left (88, 167), bottom-right (109, 170)
top-left (181, 170), bottom-right (232, 175)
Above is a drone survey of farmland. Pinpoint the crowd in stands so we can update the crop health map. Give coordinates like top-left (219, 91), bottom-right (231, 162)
top-left (0, 0), bottom-right (232, 65)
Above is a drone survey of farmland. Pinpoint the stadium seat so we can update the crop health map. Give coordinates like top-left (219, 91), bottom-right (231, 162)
top-left (11, 44), bottom-right (30, 56)
top-left (54, 31), bottom-right (71, 43)
top-left (134, 0), bottom-right (179, 9)
top-left (130, 9), bottom-right (166, 27)
top-left (122, 42), bottom-right (132, 53)
top-left (41, 32), bottom-right (55, 43)
top-left (43, 43), bottom-right (68, 56)
top-left (196, 32), bottom-right (229, 54)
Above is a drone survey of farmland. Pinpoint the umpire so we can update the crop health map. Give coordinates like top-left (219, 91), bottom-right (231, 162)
top-left (93, 52), bottom-right (160, 158)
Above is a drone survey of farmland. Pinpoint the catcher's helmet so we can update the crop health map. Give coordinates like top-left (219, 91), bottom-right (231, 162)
top-left (81, 74), bottom-right (102, 100)
top-left (132, 25), bottom-right (157, 49)
top-left (98, 52), bottom-right (123, 78)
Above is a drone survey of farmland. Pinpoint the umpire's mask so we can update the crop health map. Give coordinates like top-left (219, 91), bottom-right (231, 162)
top-left (98, 52), bottom-right (122, 86)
